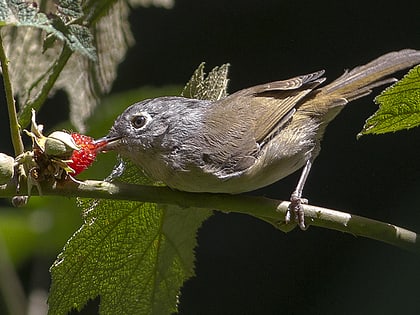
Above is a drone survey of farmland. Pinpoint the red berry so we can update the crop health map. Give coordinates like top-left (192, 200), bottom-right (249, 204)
top-left (67, 133), bottom-right (107, 175)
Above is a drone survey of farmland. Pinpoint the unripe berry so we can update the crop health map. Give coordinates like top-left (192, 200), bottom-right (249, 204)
top-left (44, 131), bottom-right (79, 158)
top-left (0, 153), bottom-right (15, 184)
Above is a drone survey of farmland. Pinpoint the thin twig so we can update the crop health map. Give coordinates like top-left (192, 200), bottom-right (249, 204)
top-left (0, 34), bottom-right (24, 156)
top-left (0, 179), bottom-right (418, 253)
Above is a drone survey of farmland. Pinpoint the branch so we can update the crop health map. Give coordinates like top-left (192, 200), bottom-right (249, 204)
top-left (0, 35), bottom-right (24, 156)
top-left (1, 179), bottom-right (418, 253)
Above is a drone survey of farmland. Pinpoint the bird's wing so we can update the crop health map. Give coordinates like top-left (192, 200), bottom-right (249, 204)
top-left (199, 71), bottom-right (326, 176)
top-left (216, 70), bottom-right (326, 144)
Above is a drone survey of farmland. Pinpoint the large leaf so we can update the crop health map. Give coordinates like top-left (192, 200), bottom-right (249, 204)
top-left (0, 0), bottom-right (96, 60)
top-left (0, 0), bottom-right (49, 26)
top-left (48, 178), bottom-right (211, 314)
top-left (48, 64), bottom-right (230, 314)
top-left (182, 62), bottom-right (230, 100)
top-left (359, 65), bottom-right (420, 136)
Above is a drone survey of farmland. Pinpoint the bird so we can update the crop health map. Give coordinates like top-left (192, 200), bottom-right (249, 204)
top-left (102, 49), bottom-right (420, 229)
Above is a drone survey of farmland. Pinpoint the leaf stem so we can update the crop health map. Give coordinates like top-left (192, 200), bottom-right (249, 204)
top-left (17, 45), bottom-right (73, 129)
top-left (0, 33), bottom-right (24, 156)
top-left (0, 179), bottom-right (418, 253)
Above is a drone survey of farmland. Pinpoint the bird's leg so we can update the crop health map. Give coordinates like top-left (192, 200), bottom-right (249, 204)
top-left (285, 159), bottom-right (312, 230)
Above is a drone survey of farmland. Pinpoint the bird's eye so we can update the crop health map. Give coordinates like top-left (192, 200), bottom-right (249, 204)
top-left (131, 115), bottom-right (147, 129)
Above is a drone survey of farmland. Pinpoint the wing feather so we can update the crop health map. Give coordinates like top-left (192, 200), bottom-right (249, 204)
top-left (200, 71), bottom-right (326, 175)
top-left (218, 70), bottom-right (326, 143)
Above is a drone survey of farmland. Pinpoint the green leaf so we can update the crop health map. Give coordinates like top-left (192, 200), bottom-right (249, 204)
top-left (182, 62), bottom-right (230, 100)
top-left (49, 199), bottom-right (210, 314)
top-left (66, 24), bottom-right (96, 59)
top-left (0, 0), bottom-right (96, 60)
top-left (359, 65), bottom-right (420, 136)
top-left (48, 160), bottom-right (211, 315)
top-left (57, 0), bottom-right (84, 19)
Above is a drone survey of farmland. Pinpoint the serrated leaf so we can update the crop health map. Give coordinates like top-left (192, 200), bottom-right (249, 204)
top-left (66, 24), bottom-right (96, 60)
top-left (0, 0), bottom-right (96, 60)
top-left (182, 62), bottom-right (230, 101)
top-left (48, 160), bottom-right (212, 315)
top-left (359, 65), bottom-right (420, 136)
top-left (57, 0), bottom-right (83, 19)
top-left (46, 17), bottom-right (96, 60)
top-left (0, 0), bottom-right (49, 26)
top-left (49, 199), bottom-right (210, 315)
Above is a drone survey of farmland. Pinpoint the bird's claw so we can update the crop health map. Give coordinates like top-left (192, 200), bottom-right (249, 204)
top-left (285, 194), bottom-right (308, 230)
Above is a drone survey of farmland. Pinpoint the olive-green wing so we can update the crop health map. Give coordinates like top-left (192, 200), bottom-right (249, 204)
top-left (200, 71), bottom-right (326, 176)
top-left (214, 71), bottom-right (326, 144)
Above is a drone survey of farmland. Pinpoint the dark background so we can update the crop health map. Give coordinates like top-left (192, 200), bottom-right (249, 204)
top-left (2, 0), bottom-right (420, 314)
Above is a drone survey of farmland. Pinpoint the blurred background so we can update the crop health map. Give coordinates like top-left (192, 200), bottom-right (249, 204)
top-left (1, 0), bottom-right (420, 314)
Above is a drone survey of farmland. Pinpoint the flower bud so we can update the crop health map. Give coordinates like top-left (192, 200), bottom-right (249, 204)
top-left (44, 131), bottom-right (79, 157)
top-left (0, 153), bottom-right (15, 184)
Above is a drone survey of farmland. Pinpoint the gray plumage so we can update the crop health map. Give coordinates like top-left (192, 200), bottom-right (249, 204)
top-left (106, 49), bottom-right (420, 193)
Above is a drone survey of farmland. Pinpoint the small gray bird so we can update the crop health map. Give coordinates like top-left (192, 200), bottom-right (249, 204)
top-left (103, 49), bottom-right (420, 229)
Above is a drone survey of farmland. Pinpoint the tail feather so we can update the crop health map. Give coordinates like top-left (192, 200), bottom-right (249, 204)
top-left (319, 49), bottom-right (420, 101)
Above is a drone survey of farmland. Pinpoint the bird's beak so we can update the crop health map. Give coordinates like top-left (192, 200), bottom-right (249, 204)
top-left (94, 135), bottom-right (122, 152)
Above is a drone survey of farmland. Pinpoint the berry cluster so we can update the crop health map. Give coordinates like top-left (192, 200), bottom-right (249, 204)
top-left (67, 133), bottom-right (107, 175)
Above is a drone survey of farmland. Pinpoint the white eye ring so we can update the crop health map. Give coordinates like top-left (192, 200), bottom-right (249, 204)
top-left (131, 112), bottom-right (152, 129)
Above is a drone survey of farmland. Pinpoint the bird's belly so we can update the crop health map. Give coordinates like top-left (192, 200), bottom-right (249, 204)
top-left (162, 141), bottom-right (314, 194)
top-left (148, 116), bottom-right (319, 194)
